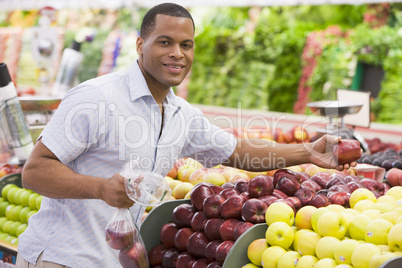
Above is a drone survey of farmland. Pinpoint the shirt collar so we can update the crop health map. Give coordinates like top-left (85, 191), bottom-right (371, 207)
top-left (127, 61), bottom-right (180, 110)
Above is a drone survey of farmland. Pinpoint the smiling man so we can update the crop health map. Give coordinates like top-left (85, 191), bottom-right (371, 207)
top-left (16, 3), bottom-right (355, 267)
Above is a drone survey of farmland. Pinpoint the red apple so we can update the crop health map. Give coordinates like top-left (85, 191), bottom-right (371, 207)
top-left (301, 180), bottom-right (322, 192)
top-left (333, 139), bottom-right (362, 165)
top-left (203, 194), bottom-right (226, 218)
top-left (148, 244), bottom-right (168, 267)
top-left (316, 189), bottom-right (329, 196)
top-left (207, 261), bottom-right (222, 268)
top-left (220, 218), bottom-right (242, 241)
top-left (191, 211), bottom-right (209, 232)
top-left (210, 185), bottom-right (224, 195)
top-left (276, 176), bottom-right (300, 196)
top-left (205, 240), bottom-right (222, 262)
top-left (272, 189), bottom-right (288, 199)
top-left (328, 184), bottom-right (351, 194)
top-left (119, 242), bottom-right (149, 268)
top-left (160, 223), bottom-right (180, 248)
top-left (220, 195), bottom-right (244, 220)
top-left (360, 178), bottom-right (385, 197)
top-left (273, 169), bottom-right (299, 187)
top-left (248, 175), bottom-right (274, 198)
top-left (310, 172), bottom-right (332, 188)
top-left (234, 221), bottom-right (254, 240)
top-left (190, 183), bottom-right (214, 211)
top-left (328, 191), bottom-right (350, 207)
top-left (219, 188), bottom-right (239, 199)
top-left (174, 227), bottom-right (195, 251)
top-left (241, 198), bottom-right (267, 224)
top-left (173, 203), bottom-right (197, 228)
top-left (192, 258), bottom-right (209, 268)
top-left (308, 194), bottom-right (330, 208)
top-left (343, 175), bottom-right (360, 183)
top-left (258, 195), bottom-right (278, 206)
top-left (222, 182), bottom-right (235, 189)
top-left (325, 176), bottom-right (346, 189)
top-left (187, 231), bottom-right (210, 258)
top-left (239, 191), bottom-right (251, 202)
top-left (176, 251), bottom-right (197, 268)
top-left (286, 196), bottom-right (303, 210)
top-left (161, 248), bottom-right (181, 268)
top-left (215, 240), bottom-right (234, 265)
top-left (204, 218), bottom-right (224, 241)
top-left (297, 171), bottom-right (311, 182)
top-left (346, 181), bottom-right (366, 193)
top-left (106, 220), bottom-right (135, 250)
top-left (382, 182), bottom-right (391, 194)
top-left (234, 179), bottom-right (249, 193)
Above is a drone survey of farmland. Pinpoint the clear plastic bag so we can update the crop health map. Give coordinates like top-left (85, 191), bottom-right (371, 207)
top-left (120, 168), bottom-right (172, 207)
top-left (106, 208), bottom-right (149, 268)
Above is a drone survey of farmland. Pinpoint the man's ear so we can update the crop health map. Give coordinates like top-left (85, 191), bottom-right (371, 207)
top-left (136, 36), bottom-right (144, 56)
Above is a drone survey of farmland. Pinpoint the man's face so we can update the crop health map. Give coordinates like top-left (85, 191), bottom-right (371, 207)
top-left (137, 14), bottom-right (194, 89)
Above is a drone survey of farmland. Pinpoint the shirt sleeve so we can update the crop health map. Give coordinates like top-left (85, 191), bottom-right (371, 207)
top-left (40, 85), bottom-right (106, 165)
top-left (182, 107), bottom-right (237, 168)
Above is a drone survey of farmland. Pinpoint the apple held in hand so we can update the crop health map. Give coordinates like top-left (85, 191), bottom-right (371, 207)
top-left (119, 241), bottom-right (149, 268)
top-left (333, 139), bottom-right (362, 165)
top-left (106, 220), bottom-right (135, 250)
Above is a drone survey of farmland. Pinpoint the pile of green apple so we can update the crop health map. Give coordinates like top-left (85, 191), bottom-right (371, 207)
top-left (243, 186), bottom-right (402, 268)
top-left (0, 183), bottom-right (42, 246)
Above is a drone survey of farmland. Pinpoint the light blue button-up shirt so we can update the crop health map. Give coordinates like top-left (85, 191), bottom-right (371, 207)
top-left (18, 62), bottom-right (237, 267)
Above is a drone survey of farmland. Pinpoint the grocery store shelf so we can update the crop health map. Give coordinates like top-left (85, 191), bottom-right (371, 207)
top-left (195, 104), bottom-right (402, 143)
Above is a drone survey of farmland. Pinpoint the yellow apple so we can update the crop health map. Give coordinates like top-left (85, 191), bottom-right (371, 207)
top-left (377, 244), bottom-right (392, 252)
top-left (295, 205), bottom-right (317, 230)
top-left (260, 246), bottom-right (287, 268)
top-left (293, 229), bottom-right (313, 252)
top-left (349, 214), bottom-right (372, 240)
top-left (165, 176), bottom-right (174, 182)
top-left (184, 158), bottom-right (204, 169)
top-left (311, 207), bottom-right (331, 233)
top-left (369, 251), bottom-right (402, 268)
top-left (277, 250), bottom-right (301, 268)
top-left (315, 258), bottom-right (337, 268)
top-left (360, 208), bottom-right (382, 219)
top-left (379, 211), bottom-right (400, 224)
top-left (316, 212), bottom-right (347, 240)
top-left (349, 188), bottom-right (377, 209)
top-left (221, 169), bottom-right (240, 182)
top-left (296, 255), bottom-right (318, 267)
top-left (245, 171), bottom-right (268, 179)
top-left (341, 208), bottom-right (359, 217)
top-left (242, 263), bottom-right (260, 268)
top-left (228, 172), bottom-right (250, 183)
top-left (385, 186), bottom-right (402, 200)
top-left (351, 242), bottom-right (380, 268)
top-left (388, 222), bottom-right (402, 252)
top-left (247, 238), bottom-right (269, 266)
top-left (184, 191), bottom-right (191, 199)
top-left (168, 180), bottom-right (181, 191)
top-left (396, 215), bottom-right (402, 225)
top-left (377, 195), bottom-right (398, 206)
top-left (365, 218), bottom-right (394, 245)
top-left (326, 204), bottom-right (346, 213)
top-left (265, 221), bottom-right (295, 249)
top-left (334, 239), bottom-right (361, 265)
top-left (172, 182), bottom-right (194, 199)
top-left (353, 199), bottom-right (376, 212)
top-left (203, 172), bottom-right (226, 186)
top-left (305, 165), bottom-right (320, 176)
top-left (372, 202), bottom-right (396, 213)
top-left (265, 202), bottom-right (294, 226)
top-left (297, 231), bottom-right (321, 256)
top-left (315, 236), bottom-right (341, 259)
top-left (188, 169), bottom-right (208, 185)
top-left (286, 166), bottom-right (303, 173)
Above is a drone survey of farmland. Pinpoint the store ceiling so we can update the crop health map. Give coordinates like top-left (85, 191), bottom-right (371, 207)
top-left (1, 0), bottom-right (402, 10)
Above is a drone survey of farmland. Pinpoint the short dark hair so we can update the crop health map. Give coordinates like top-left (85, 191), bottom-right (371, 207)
top-left (140, 3), bottom-right (195, 39)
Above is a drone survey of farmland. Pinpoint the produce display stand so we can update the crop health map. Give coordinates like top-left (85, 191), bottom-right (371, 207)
top-left (0, 173), bottom-right (21, 266)
top-left (140, 198), bottom-right (268, 267)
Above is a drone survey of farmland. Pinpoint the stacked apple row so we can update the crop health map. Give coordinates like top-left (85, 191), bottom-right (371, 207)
top-left (0, 183), bottom-right (42, 246)
top-left (243, 186), bottom-right (402, 268)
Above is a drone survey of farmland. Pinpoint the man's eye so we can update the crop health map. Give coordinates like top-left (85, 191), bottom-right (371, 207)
top-left (160, 41), bottom-right (169, 45)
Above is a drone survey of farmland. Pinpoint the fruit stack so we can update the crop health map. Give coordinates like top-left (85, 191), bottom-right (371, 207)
top-left (244, 187), bottom-right (402, 268)
top-left (0, 183), bottom-right (42, 246)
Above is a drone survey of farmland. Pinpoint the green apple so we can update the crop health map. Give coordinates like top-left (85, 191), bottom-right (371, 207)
top-left (296, 255), bottom-right (318, 267)
top-left (316, 211), bottom-right (347, 240)
top-left (293, 229), bottom-right (313, 252)
top-left (365, 218), bottom-right (394, 245)
top-left (9, 221), bottom-right (22, 236)
top-left (11, 205), bottom-right (23, 221)
top-left (19, 206), bottom-right (31, 224)
top-left (277, 250), bottom-right (301, 268)
top-left (1, 184), bottom-right (17, 201)
top-left (369, 251), bottom-right (402, 268)
top-left (315, 258), bottom-right (337, 268)
top-left (4, 235), bottom-right (16, 243)
top-left (203, 172), bottom-right (226, 186)
top-left (13, 188), bottom-right (25, 205)
top-left (349, 188), bottom-right (377, 209)
top-left (19, 189), bottom-right (33, 207)
top-left (5, 204), bottom-right (16, 220)
top-left (295, 205), bottom-right (317, 230)
top-left (315, 236), bottom-right (341, 259)
top-left (2, 220), bottom-right (14, 234)
top-left (265, 221), bottom-right (294, 249)
top-left (297, 231), bottom-right (321, 256)
top-left (0, 233), bottom-right (8, 240)
top-left (260, 246), bottom-right (287, 268)
top-left (351, 242), bottom-right (380, 268)
top-left (385, 186), bottom-right (402, 200)
top-left (388, 222), bottom-right (402, 252)
top-left (333, 239), bottom-right (361, 265)
top-left (27, 209), bottom-right (38, 222)
top-left (311, 207), bottom-right (331, 233)
top-left (10, 237), bottom-right (18, 245)
top-left (16, 223), bottom-right (27, 237)
top-left (247, 238), bottom-right (269, 266)
top-left (0, 200), bottom-right (10, 217)
top-left (265, 202), bottom-right (294, 226)
top-left (28, 193), bottom-right (40, 210)
top-left (6, 187), bottom-right (20, 204)
top-left (348, 214), bottom-right (372, 240)
top-left (0, 217), bottom-right (7, 231)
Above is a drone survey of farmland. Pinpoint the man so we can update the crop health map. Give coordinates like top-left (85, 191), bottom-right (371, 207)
top-left (16, 3), bottom-right (355, 267)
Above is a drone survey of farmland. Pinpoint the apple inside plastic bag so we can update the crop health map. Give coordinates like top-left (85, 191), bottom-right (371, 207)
top-left (120, 168), bottom-right (172, 206)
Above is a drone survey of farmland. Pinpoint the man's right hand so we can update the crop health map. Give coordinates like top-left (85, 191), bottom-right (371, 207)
top-left (101, 174), bottom-right (135, 208)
